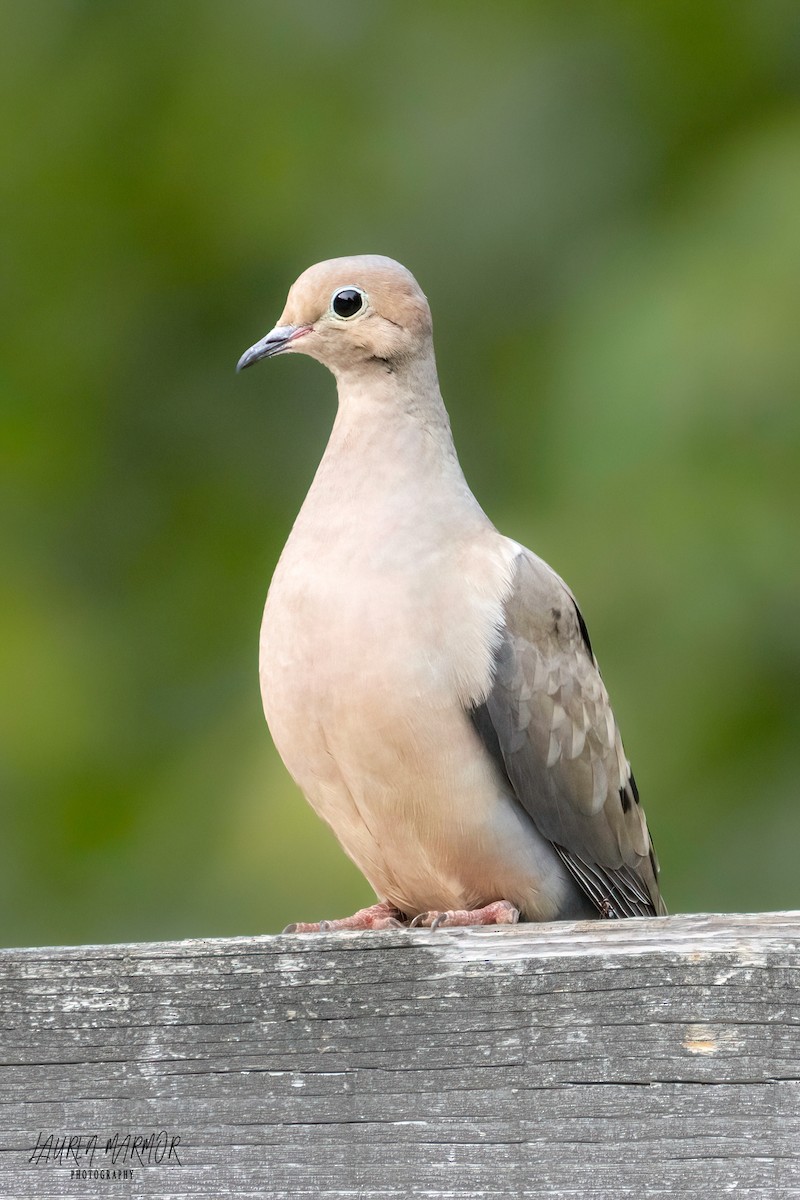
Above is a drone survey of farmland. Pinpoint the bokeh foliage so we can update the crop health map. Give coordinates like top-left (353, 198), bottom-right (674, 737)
top-left (1, 1), bottom-right (798, 946)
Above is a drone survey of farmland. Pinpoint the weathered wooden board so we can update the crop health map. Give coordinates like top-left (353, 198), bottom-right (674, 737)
top-left (1, 912), bottom-right (798, 1198)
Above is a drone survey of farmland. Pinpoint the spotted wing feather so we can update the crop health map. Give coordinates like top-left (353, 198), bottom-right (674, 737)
top-left (472, 549), bottom-right (666, 918)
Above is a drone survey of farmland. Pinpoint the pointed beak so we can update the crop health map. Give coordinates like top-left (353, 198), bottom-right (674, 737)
top-left (236, 324), bottom-right (312, 372)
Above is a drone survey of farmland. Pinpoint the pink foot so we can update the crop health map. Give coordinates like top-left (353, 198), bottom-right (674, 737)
top-left (410, 900), bottom-right (520, 931)
top-left (282, 901), bottom-right (406, 934)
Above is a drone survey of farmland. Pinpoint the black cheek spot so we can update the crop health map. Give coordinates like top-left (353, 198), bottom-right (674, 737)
top-left (551, 608), bottom-right (562, 621)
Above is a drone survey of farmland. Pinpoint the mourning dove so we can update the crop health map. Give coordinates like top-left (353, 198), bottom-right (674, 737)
top-left (237, 255), bottom-right (666, 932)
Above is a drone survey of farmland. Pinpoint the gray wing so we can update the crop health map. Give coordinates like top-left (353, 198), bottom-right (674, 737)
top-left (470, 549), bottom-right (666, 918)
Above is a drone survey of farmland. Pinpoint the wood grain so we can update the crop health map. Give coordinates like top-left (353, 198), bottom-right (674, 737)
top-left (1, 912), bottom-right (798, 1197)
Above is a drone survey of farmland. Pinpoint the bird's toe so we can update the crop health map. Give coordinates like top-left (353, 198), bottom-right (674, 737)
top-left (411, 901), bottom-right (520, 929)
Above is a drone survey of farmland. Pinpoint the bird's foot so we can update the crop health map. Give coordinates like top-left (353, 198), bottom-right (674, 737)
top-left (282, 901), bottom-right (405, 934)
top-left (409, 900), bottom-right (520, 931)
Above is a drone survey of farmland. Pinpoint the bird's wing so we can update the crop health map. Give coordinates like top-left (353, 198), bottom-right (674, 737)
top-left (469, 547), bottom-right (666, 917)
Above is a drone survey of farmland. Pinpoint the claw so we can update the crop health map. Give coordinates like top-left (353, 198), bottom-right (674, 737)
top-left (281, 901), bottom-right (406, 934)
top-left (410, 900), bottom-right (520, 930)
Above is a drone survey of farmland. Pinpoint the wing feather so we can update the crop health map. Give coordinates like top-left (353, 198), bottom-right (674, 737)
top-left (471, 548), bottom-right (666, 918)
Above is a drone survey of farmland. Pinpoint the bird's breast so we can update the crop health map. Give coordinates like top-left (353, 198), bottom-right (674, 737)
top-left (256, 513), bottom-right (575, 919)
top-left (258, 508), bottom-right (518, 810)
top-left (261, 541), bottom-right (462, 735)
top-left (260, 514), bottom-right (518, 733)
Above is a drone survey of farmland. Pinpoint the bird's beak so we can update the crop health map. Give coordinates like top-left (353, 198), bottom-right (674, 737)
top-left (236, 324), bottom-right (312, 372)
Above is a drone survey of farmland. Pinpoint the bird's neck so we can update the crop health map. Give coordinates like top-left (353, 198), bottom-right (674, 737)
top-left (295, 355), bottom-right (490, 546)
top-left (331, 348), bottom-right (454, 443)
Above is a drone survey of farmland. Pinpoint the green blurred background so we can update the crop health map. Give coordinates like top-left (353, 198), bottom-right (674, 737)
top-left (2, 1), bottom-right (798, 948)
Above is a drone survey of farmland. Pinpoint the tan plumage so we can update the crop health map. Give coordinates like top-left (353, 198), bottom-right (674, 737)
top-left (480, 550), bottom-right (664, 917)
top-left (238, 255), bottom-right (665, 931)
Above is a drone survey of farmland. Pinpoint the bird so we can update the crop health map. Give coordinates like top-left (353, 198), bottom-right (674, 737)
top-left (237, 255), bottom-right (666, 932)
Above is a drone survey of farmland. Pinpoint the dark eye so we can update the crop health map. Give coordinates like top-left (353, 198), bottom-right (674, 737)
top-left (331, 287), bottom-right (365, 319)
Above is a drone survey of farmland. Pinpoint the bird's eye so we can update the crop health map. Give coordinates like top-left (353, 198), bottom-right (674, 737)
top-left (331, 287), bottom-right (366, 319)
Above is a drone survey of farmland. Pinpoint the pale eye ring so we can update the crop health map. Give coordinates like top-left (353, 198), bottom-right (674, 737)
top-left (331, 286), bottom-right (366, 319)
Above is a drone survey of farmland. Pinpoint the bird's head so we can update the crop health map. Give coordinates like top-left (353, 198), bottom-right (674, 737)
top-left (236, 255), bottom-right (433, 379)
